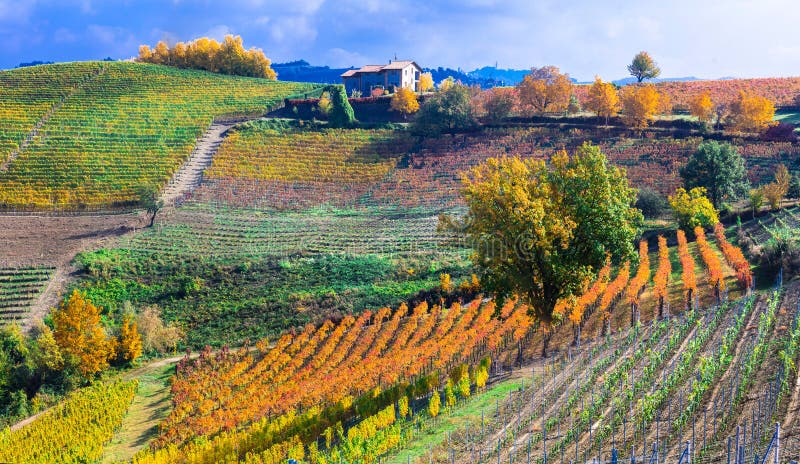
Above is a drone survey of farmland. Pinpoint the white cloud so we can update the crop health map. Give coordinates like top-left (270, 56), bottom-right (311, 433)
top-left (0, 0), bottom-right (37, 22)
top-left (270, 15), bottom-right (317, 43)
top-left (54, 28), bottom-right (77, 43)
top-left (204, 25), bottom-right (233, 41)
top-left (87, 25), bottom-right (138, 56)
top-left (326, 47), bottom-right (368, 67)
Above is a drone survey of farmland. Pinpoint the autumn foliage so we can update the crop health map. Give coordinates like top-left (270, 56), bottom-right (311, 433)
top-left (138, 35), bottom-right (277, 79)
top-left (694, 226), bottom-right (725, 297)
top-left (149, 297), bottom-right (532, 451)
top-left (620, 84), bottom-right (667, 128)
top-left (729, 91), bottom-right (776, 132)
top-left (653, 236), bottom-right (672, 318)
top-left (676, 229), bottom-right (697, 308)
top-left (516, 66), bottom-right (573, 114)
top-left (0, 380), bottom-right (137, 464)
top-left (118, 314), bottom-right (143, 364)
top-left (52, 290), bottom-right (116, 378)
top-left (598, 262), bottom-right (630, 334)
top-left (713, 222), bottom-right (753, 290)
top-left (688, 93), bottom-right (715, 123)
top-left (625, 240), bottom-right (650, 325)
top-left (586, 76), bottom-right (619, 124)
top-left (390, 87), bottom-right (420, 117)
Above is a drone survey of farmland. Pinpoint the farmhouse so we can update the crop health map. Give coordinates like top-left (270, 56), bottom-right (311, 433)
top-left (341, 60), bottom-right (422, 95)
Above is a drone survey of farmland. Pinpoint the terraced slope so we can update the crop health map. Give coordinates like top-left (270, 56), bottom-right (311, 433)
top-left (0, 62), bottom-right (317, 210)
top-left (0, 266), bottom-right (54, 324)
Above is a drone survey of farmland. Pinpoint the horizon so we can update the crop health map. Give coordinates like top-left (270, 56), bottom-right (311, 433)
top-left (2, 0), bottom-right (799, 81)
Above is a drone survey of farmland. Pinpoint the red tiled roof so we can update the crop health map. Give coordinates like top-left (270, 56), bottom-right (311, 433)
top-left (340, 61), bottom-right (420, 77)
top-left (382, 60), bottom-right (418, 70)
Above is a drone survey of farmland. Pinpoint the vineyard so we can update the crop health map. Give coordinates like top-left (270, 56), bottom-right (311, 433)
top-left (0, 266), bottom-right (54, 324)
top-left (0, 62), bottom-right (317, 210)
top-left (74, 227), bottom-right (778, 464)
top-left (739, 205), bottom-right (800, 245)
top-left (185, 125), bottom-right (799, 213)
top-left (0, 380), bottom-right (137, 463)
top-left (573, 76), bottom-right (800, 109)
top-left (2, 54), bottom-right (800, 464)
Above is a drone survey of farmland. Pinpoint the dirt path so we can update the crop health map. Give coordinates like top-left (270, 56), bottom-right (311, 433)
top-left (160, 122), bottom-right (234, 206)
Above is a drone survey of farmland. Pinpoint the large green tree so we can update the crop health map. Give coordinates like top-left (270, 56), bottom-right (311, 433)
top-left (680, 140), bottom-right (749, 208)
top-left (456, 143), bottom-right (642, 355)
top-left (412, 84), bottom-right (476, 136)
top-left (627, 51), bottom-right (661, 82)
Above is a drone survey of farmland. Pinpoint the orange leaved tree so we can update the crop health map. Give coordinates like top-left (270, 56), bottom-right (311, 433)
top-left (620, 84), bottom-right (666, 128)
top-left (586, 76), bottom-right (620, 125)
top-left (53, 290), bottom-right (116, 378)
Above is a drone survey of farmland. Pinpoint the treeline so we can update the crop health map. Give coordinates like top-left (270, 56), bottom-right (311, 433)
top-left (137, 35), bottom-right (277, 79)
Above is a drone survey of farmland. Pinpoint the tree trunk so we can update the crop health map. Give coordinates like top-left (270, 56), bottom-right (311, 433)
top-left (658, 296), bottom-right (664, 319)
top-left (149, 211), bottom-right (157, 227)
top-left (686, 288), bottom-right (694, 311)
top-left (541, 331), bottom-right (551, 358)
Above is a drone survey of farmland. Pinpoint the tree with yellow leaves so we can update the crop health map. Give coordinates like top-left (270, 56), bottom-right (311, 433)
top-left (389, 86), bottom-right (420, 119)
top-left (138, 35), bottom-right (276, 79)
top-left (619, 84), bottom-right (665, 128)
top-left (456, 143), bottom-right (641, 356)
top-left (729, 91), bottom-right (776, 132)
top-left (689, 93), bottom-right (715, 124)
top-left (585, 76), bottom-right (619, 125)
top-left (516, 66), bottom-right (573, 114)
top-left (117, 314), bottom-right (143, 365)
top-left (53, 290), bottom-right (116, 378)
top-left (418, 72), bottom-right (434, 92)
top-left (761, 164), bottom-right (791, 210)
top-left (428, 390), bottom-right (441, 420)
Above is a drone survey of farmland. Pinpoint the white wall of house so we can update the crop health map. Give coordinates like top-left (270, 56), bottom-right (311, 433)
top-left (341, 62), bottom-right (422, 94)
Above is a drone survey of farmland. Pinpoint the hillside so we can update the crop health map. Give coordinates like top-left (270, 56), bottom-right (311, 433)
top-left (2, 63), bottom-right (800, 464)
top-left (0, 62), bottom-right (318, 210)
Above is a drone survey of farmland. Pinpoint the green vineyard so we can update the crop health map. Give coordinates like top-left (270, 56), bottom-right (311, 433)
top-left (0, 62), bottom-right (317, 210)
top-left (0, 266), bottom-right (54, 323)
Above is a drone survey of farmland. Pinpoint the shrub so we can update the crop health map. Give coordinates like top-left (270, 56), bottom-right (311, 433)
top-left (760, 122), bottom-right (798, 142)
top-left (669, 187), bottom-right (719, 232)
top-left (412, 84), bottom-right (476, 136)
top-left (635, 187), bottom-right (669, 218)
top-left (758, 228), bottom-right (800, 276)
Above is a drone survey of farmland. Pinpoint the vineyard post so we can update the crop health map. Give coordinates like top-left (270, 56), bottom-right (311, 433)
top-left (623, 416), bottom-right (627, 445)
top-left (527, 437), bottom-right (531, 464)
top-left (703, 407), bottom-right (707, 451)
top-left (727, 436), bottom-right (731, 464)
top-left (743, 422), bottom-right (747, 461)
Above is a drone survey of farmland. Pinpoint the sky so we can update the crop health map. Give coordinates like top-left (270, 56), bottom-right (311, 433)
top-left (1, 0), bottom-right (798, 81)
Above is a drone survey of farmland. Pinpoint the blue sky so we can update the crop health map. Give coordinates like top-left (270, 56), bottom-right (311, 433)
top-left (1, 0), bottom-right (798, 80)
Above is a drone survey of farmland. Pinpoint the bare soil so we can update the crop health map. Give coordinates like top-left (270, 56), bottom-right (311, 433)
top-left (0, 213), bottom-right (144, 326)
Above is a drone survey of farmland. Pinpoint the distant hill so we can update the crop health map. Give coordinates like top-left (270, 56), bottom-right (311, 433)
top-left (273, 60), bottom-right (506, 88)
top-left (272, 60), bottom-right (352, 84)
